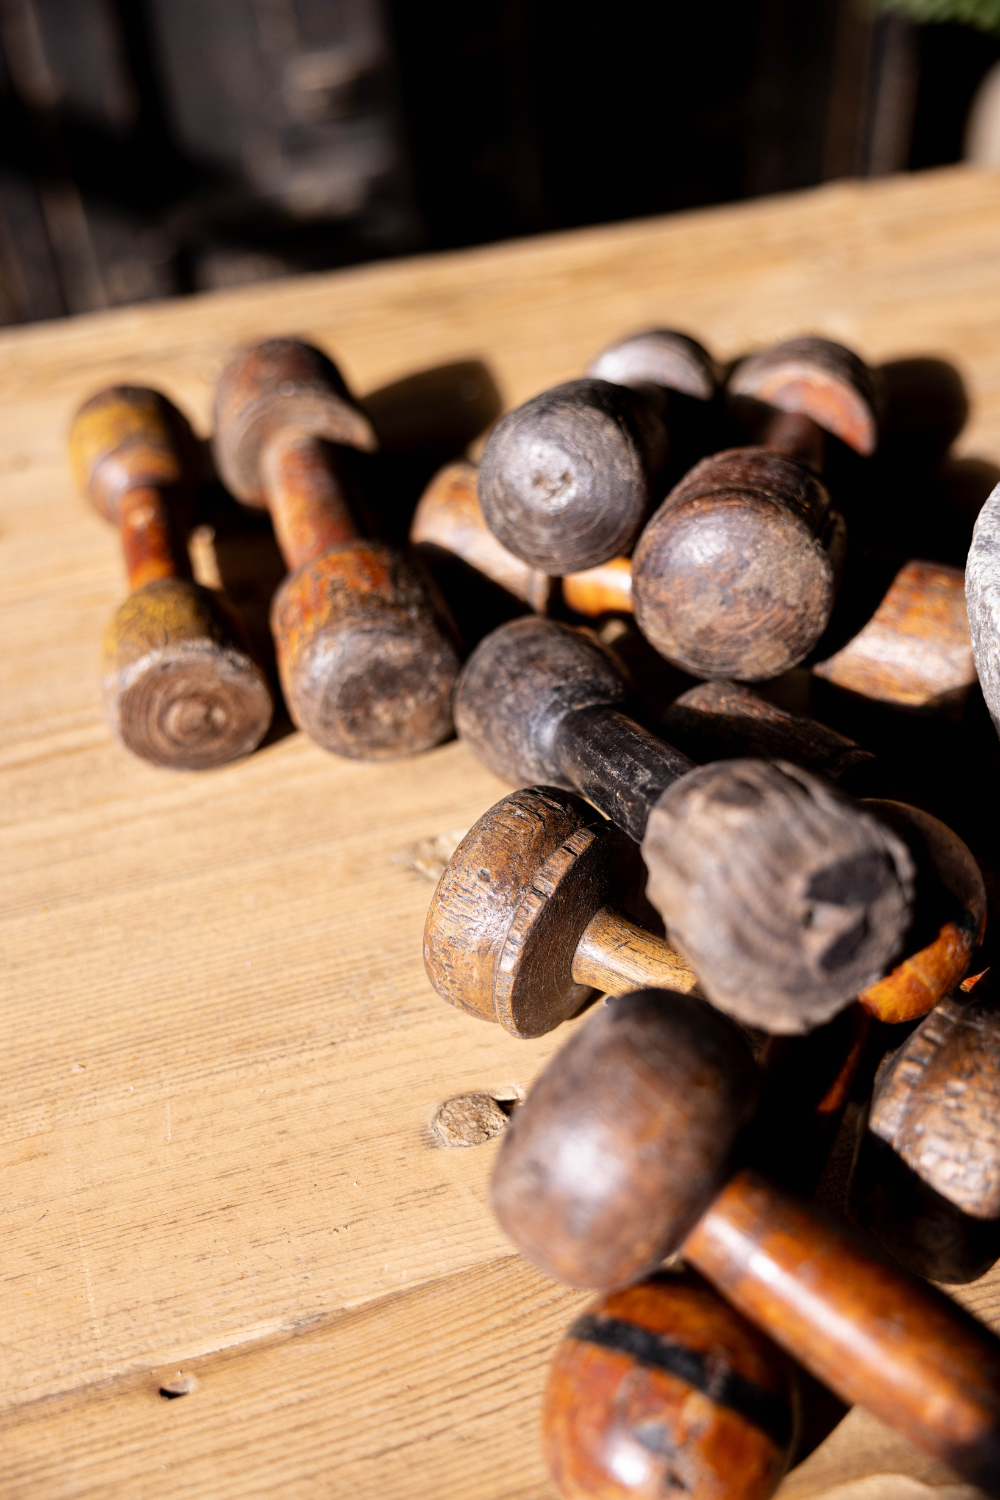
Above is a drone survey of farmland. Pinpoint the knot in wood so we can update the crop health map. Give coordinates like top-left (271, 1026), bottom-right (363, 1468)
top-left (430, 1093), bottom-right (513, 1148)
top-left (454, 616), bottom-right (627, 786)
top-left (641, 760), bottom-right (915, 1034)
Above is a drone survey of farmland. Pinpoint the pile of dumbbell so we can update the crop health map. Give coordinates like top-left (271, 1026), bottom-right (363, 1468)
top-left (72, 331), bottom-right (1000, 1498)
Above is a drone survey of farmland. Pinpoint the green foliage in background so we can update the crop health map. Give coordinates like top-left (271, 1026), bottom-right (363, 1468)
top-left (879, 0), bottom-right (1000, 33)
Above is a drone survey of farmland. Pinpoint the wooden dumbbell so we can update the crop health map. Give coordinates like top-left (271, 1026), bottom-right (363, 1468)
top-left (213, 338), bottom-right (460, 759)
top-left (543, 1269), bottom-right (800, 1500)
top-left (491, 988), bottom-right (1000, 1488)
top-left (455, 615), bottom-right (915, 1034)
top-left (425, 772), bottom-right (983, 1037)
top-left (478, 330), bottom-right (716, 575)
top-left (631, 337), bottom-right (877, 682)
top-left (70, 385), bottom-right (273, 770)
top-left (868, 971), bottom-right (1000, 1218)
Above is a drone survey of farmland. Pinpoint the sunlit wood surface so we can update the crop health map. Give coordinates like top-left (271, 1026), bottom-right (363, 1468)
top-left (3, 163), bottom-right (1000, 1499)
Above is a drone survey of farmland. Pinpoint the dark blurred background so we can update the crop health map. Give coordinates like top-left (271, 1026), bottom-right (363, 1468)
top-left (0, 0), bottom-right (998, 325)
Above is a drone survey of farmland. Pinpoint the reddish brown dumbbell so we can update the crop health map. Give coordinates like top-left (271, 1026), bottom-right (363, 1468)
top-left (70, 385), bottom-right (273, 770)
top-left (631, 337), bottom-right (877, 681)
top-left (213, 339), bottom-right (459, 759)
top-left (543, 1270), bottom-right (800, 1500)
top-left (478, 330), bottom-right (716, 575)
top-left (492, 989), bottom-right (1000, 1488)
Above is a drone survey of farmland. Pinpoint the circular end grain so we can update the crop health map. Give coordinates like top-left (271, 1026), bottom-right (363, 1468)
top-left (69, 385), bottom-right (190, 524)
top-left (642, 760), bottom-right (916, 1034)
top-left (102, 579), bottom-right (272, 769)
top-left (490, 989), bottom-right (759, 1289)
top-left (424, 785), bottom-right (639, 1036)
top-left (479, 379), bottom-right (664, 573)
top-left (632, 449), bottom-right (842, 681)
top-left (271, 540), bottom-right (459, 760)
top-left (453, 616), bottom-right (627, 787)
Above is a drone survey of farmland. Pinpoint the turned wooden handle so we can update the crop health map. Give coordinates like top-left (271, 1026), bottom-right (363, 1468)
top-left (683, 1167), bottom-right (1000, 1486)
top-left (261, 430), bottom-right (358, 571)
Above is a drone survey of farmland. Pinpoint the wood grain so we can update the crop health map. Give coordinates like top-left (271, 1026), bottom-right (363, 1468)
top-left (5, 163), bottom-right (1000, 1497)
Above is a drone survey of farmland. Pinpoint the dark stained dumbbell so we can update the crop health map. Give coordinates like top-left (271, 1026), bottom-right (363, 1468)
top-left (70, 385), bottom-right (273, 770)
top-left (455, 615), bottom-right (915, 1033)
top-left (478, 330), bottom-right (716, 575)
top-left (213, 338), bottom-right (459, 759)
top-left (543, 1269), bottom-right (800, 1500)
top-left (661, 680), bottom-right (986, 1026)
top-left (632, 337), bottom-right (877, 681)
top-left (491, 988), bottom-right (1000, 1488)
top-left (424, 772), bottom-right (983, 1038)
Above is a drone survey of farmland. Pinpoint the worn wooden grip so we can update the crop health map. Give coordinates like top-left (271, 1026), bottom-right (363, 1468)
top-left (870, 975), bottom-right (1000, 1217)
top-left (478, 378), bottom-right (668, 574)
top-left (423, 786), bottom-right (697, 1038)
top-left (270, 539), bottom-right (458, 759)
top-left (410, 460), bottom-right (553, 611)
top-left (543, 1271), bottom-right (798, 1500)
top-left (213, 338), bottom-right (376, 507)
top-left (642, 761), bottom-right (915, 1033)
top-left (101, 578), bottom-right (273, 770)
top-left (587, 328), bottom-right (717, 399)
top-left (632, 448), bottom-right (846, 680)
top-left (684, 1169), bottom-right (1000, 1488)
top-left (727, 336), bottom-right (879, 456)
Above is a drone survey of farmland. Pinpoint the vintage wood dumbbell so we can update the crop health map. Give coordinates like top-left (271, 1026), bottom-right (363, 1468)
top-left (424, 774), bottom-right (983, 1037)
top-left (868, 971), bottom-right (1000, 1219)
top-left (478, 330), bottom-right (717, 575)
top-left (491, 988), bottom-right (1000, 1488)
top-left (455, 615), bottom-right (916, 1034)
top-left (631, 337), bottom-right (877, 682)
top-left (543, 1269), bottom-right (800, 1500)
top-left (213, 338), bottom-right (460, 759)
top-left (70, 385), bottom-right (273, 770)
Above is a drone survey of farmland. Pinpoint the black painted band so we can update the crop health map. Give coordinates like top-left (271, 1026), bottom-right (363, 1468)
top-left (567, 1313), bottom-right (792, 1447)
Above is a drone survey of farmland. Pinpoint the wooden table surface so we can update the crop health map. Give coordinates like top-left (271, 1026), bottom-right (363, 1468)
top-left (4, 163), bottom-right (1000, 1500)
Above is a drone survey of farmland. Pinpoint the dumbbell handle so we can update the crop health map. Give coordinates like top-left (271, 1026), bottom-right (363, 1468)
top-left (684, 1167), bottom-right (1000, 1484)
top-left (553, 704), bottom-right (695, 843)
top-left (119, 483), bottom-right (187, 591)
top-left (261, 431), bottom-right (358, 571)
top-left (571, 905), bottom-right (697, 996)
